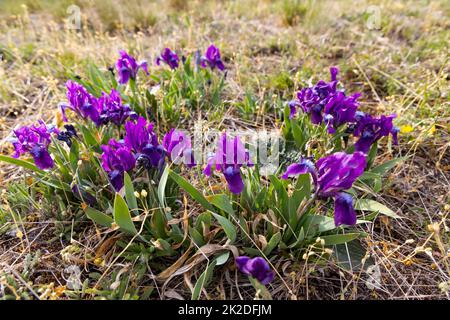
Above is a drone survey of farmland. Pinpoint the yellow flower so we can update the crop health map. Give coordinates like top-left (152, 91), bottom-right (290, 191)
top-left (400, 125), bottom-right (413, 133)
top-left (16, 230), bottom-right (23, 239)
top-left (94, 257), bottom-right (104, 267)
top-left (428, 124), bottom-right (436, 136)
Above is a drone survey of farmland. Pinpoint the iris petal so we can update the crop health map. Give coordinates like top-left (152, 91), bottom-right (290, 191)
top-left (235, 256), bottom-right (274, 285)
top-left (223, 167), bottom-right (244, 194)
top-left (281, 159), bottom-right (316, 180)
top-left (334, 192), bottom-right (357, 226)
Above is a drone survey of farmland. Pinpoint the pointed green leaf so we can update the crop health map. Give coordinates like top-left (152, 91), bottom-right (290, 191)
top-left (192, 260), bottom-right (217, 300)
top-left (370, 157), bottom-right (407, 175)
top-left (114, 193), bottom-right (138, 235)
top-left (289, 227), bottom-right (305, 249)
top-left (169, 170), bottom-right (214, 211)
top-left (86, 207), bottom-right (113, 228)
top-left (269, 175), bottom-right (289, 221)
top-left (215, 252), bottom-right (230, 266)
top-left (124, 172), bottom-right (138, 214)
top-left (0, 155), bottom-right (45, 174)
top-left (151, 209), bottom-right (168, 238)
top-left (79, 125), bottom-right (99, 150)
top-left (263, 232), bottom-right (281, 256)
top-left (355, 199), bottom-right (400, 218)
top-left (207, 194), bottom-right (235, 216)
top-left (189, 227), bottom-right (206, 247)
top-left (158, 165), bottom-right (170, 209)
top-left (211, 213), bottom-right (237, 243)
top-left (321, 233), bottom-right (361, 245)
top-left (69, 140), bottom-right (79, 171)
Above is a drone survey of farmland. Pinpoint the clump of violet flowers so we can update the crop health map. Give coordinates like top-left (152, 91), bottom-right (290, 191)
top-left (11, 121), bottom-right (58, 170)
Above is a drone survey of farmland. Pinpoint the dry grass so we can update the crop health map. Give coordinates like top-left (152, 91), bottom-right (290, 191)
top-left (0, 0), bottom-right (449, 300)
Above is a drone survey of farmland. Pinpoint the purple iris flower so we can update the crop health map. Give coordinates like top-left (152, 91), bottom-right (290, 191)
top-left (323, 91), bottom-right (361, 134)
top-left (235, 256), bottom-right (274, 285)
top-left (60, 80), bottom-right (100, 125)
top-left (295, 87), bottom-right (323, 123)
top-left (203, 133), bottom-right (252, 194)
top-left (11, 121), bottom-right (58, 170)
top-left (97, 89), bottom-right (136, 126)
top-left (124, 116), bottom-right (153, 153)
top-left (292, 67), bottom-right (361, 134)
top-left (162, 129), bottom-right (195, 167)
top-left (294, 67), bottom-right (339, 122)
top-left (316, 152), bottom-right (366, 197)
top-left (116, 50), bottom-right (149, 84)
top-left (155, 48), bottom-right (179, 70)
top-left (333, 192), bottom-right (357, 226)
top-left (101, 139), bottom-right (136, 190)
top-left (124, 117), bottom-right (165, 169)
top-left (281, 152), bottom-right (367, 226)
top-left (353, 113), bottom-right (399, 153)
top-left (281, 157), bottom-right (316, 180)
top-left (200, 44), bottom-right (225, 71)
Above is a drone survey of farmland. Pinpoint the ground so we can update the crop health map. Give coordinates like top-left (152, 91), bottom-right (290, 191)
top-left (0, 0), bottom-right (449, 300)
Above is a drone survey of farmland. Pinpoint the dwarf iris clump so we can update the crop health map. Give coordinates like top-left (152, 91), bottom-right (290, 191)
top-left (288, 66), bottom-right (399, 153)
top-left (124, 116), bottom-right (165, 169)
top-left (290, 67), bottom-right (361, 134)
top-left (11, 121), bottom-right (58, 170)
top-left (3, 45), bottom-right (402, 298)
top-left (60, 81), bottom-right (136, 127)
top-left (322, 91), bottom-right (361, 134)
